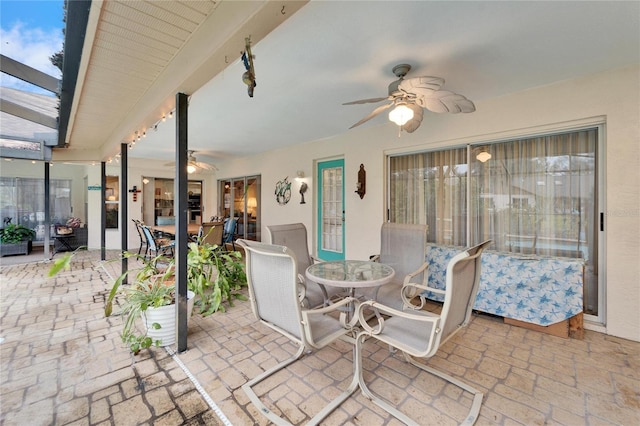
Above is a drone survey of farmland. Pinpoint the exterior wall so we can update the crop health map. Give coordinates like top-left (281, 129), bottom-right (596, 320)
top-left (213, 65), bottom-right (640, 342)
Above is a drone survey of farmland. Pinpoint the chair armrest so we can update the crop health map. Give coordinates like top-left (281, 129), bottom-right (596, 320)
top-left (302, 296), bottom-right (359, 328)
top-left (401, 262), bottom-right (430, 309)
top-left (356, 300), bottom-right (440, 335)
top-left (369, 254), bottom-right (380, 262)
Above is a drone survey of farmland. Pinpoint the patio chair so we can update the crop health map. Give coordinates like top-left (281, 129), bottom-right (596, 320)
top-left (237, 239), bottom-right (359, 425)
top-left (267, 223), bottom-right (343, 308)
top-left (354, 240), bottom-right (492, 426)
top-left (132, 219), bottom-right (148, 257)
top-left (141, 225), bottom-right (175, 259)
top-left (222, 217), bottom-right (237, 250)
top-left (200, 221), bottom-right (224, 247)
top-left (364, 223), bottom-right (429, 310)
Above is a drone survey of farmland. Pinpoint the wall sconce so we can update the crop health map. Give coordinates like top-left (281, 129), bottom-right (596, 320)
top-left (295, 170), bottom-right (305, 180)
top-left (476, 150), bottom-right (492, 163)
top-left (355, 163), bottom-right (366, 199)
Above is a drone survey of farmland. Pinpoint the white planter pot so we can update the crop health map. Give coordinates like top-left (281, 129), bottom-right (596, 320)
top-left (143, 291), bottom-right (195, 346)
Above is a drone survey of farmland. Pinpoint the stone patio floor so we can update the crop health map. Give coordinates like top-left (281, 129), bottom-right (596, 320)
top-left (1, 249), bottom-right (638, 425)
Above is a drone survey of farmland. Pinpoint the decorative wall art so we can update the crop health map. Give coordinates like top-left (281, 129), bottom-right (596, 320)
top-left (355, 164), bottom-right (366, 199)
top-left (275, 177), bottom-right (291, 205)
top-left (299, 182), bottom-right (308, 204)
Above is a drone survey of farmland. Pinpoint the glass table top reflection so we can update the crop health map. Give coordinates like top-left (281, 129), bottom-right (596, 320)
top-left (306, 260), bottom-right (395, 289)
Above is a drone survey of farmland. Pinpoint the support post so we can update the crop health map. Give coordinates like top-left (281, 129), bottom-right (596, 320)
top-left (44, 162), bottom-right (50, 259)
top-left (120, 143), bottom-right (128, 281)
top-left (101, 161), bottom-right (106, 260)
top-left (175, 93), bottom-right (189, 353)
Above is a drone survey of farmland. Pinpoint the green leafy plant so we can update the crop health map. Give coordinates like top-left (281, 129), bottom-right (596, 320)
top-left (0, 223), bottom-right (36, 244)
top-left (183, 239), bottom-right (247, 316)
top-left (49, 235), bottom-right (248, 355)
top-left (102, 252), bottom-right (176, 354)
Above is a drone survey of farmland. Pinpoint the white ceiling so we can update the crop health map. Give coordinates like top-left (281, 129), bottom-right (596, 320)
top-left (62, 0), bottom-right (639, 167)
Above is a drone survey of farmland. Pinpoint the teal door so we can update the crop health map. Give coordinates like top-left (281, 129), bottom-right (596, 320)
top-left (317, 159), bottom-right (345, 260)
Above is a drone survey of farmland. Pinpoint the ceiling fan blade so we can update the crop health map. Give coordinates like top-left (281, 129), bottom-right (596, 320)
top-left (195, 161), bottom-right (218, 171)
top-left (348, 102), bottom-right (393, 129)
top-left (457, 98), bottom-right (476, 113)
top-left (343, 96), bottom-right (389, 105)
top-left (398, 76), bottom-right (445, 97)
top-left (402, 104), bottom-right (424, 133)
top-left (421, 90), bottom-right (474, 113)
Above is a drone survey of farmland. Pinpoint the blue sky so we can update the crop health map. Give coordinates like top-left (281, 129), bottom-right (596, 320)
top-left (1, 0), bottom-right (65, 94)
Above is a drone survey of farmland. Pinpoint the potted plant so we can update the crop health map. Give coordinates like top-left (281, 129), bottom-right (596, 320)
top-left (49, 238), bottom-right (247, 355)
top-left (183, 239), bottom-right (247, 316)
top-left (0, 223), bottom-right (36, 256)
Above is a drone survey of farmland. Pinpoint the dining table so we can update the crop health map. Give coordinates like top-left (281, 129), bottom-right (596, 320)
top-left (150, 223), bottom-right (201, 237)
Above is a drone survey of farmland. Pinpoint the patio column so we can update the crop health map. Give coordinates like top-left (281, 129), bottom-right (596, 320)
top-left (101, 161), bottom-right (106, 261)
top-left (44, 161), bottom-right (50, 259)
top-left (120, 143), bottom-right (128, 280)
top-left (175, 92), bottom-right (189, 353)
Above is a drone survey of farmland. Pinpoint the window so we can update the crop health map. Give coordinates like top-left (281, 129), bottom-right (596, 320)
top-left (105, 176), bottom-right (119, 229)
top-left (0, 176), bottom-right (72, 241)
top-left (388, 127), bottom-right (600, 316)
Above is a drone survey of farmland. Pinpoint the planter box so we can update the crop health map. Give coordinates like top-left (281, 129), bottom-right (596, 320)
top-left (0, 240), bottom-right (32, 257)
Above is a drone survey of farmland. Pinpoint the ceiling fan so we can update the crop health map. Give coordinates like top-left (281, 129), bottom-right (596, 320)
top-left (343, 64), bottom-right (476, 133)
top-left (164, 150), bottom-right (218, 173)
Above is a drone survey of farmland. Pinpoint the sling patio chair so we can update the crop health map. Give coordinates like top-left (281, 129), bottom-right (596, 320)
top-left (222, 217), bottom-right (238, 250)
top-left (237, 239), bottom-right (359, 425)
top-left (200, 221), bottom-right (224, 247)
top-left (141, 225), bottom-right (175, 259)
top-left (353, 240), bottom-right (492, 425)
top-left (132, 219), bottom-right (148, 257)
top-left (267, 222), bottom-right (343, 308)
top-left (364, 222), bottom-right (430, 310)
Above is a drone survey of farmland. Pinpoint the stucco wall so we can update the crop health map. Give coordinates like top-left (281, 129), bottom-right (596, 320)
top-left (213, 65), bottom-right (640, 342)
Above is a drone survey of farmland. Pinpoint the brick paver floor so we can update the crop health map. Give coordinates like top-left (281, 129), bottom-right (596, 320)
top-left (1, 249), bottom-right (639, 425)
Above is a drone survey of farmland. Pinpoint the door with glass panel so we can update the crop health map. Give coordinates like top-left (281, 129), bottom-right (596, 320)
top-left (317, 159), bottom-right (345, 260)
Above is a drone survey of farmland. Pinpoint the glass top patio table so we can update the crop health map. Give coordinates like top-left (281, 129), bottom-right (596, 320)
top-left (306, 260), bottom-right (395, 289)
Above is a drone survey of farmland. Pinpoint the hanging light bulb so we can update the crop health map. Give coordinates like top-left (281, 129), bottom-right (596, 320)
top-left (388, 103), bottom-right (414, 126)
top-left (476, 151), bottom-right (492, 163)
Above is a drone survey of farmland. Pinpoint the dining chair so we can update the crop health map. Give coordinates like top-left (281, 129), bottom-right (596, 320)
top-left (222, 218), bottom-right (237, 250)
top-left (132, 219), bottom-right (148, 257)
top-left (364, 222), bottom-right (430, 310)
top-left (354, 240), bottom-right (492, 426)
top-left (267, 223), bottom-right (343, 308)
top-left (200, 221), bottom-right (224, 247)
top-left (141, 225), bottom-right (175, 259)
top-left (237, 239), bottom-right (359, 425)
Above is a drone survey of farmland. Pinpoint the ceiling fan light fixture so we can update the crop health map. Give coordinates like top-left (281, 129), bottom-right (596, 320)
top-left (476, 151), bottom-right (492, 163)
top-left (388, 103), bottom-right (414, 126)
top-left (187, 164), bottom-right (197, 174)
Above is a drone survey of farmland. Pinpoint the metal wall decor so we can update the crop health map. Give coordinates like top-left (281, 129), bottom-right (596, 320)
top-left (299, 182), bottom-right (308, 204)
top-left (275, 177), bottom-right (291, 205)
top-left (355, 164), bottom-right (366, 199)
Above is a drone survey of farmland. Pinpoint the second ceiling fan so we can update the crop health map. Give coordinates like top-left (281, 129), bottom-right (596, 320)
top-left (344, 64), bottom-right (476, 133)
top-left (164, 150), bottom-right (218, 173)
